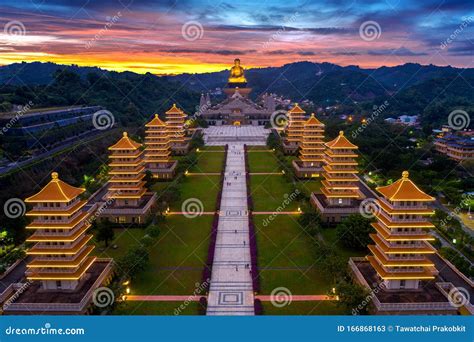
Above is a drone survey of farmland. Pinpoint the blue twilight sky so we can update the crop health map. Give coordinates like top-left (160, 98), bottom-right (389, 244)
top-left (0, 0), bottom-right (473, 74)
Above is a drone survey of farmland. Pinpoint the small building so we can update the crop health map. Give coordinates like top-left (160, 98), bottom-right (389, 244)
top-left (293, 114), bottom-right (325, 178)
top-left (165, 104), bottom-right (190, 155)
top-left (434, 134), bottom-right (474, 161)
top-left (144, 114), bottom-right (177, 179)
top-left (100, 132), bottom-right (156, 224)
top-left (3, 172), bottom-right (113, 314)
top-left (0, 105), bottom-right (107, 152)
top-left (397, 115), bottom-right (418, 126)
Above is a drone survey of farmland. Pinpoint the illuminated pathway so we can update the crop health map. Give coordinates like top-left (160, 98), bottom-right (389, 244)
top-left (206, 144), bottom-right (255, 315)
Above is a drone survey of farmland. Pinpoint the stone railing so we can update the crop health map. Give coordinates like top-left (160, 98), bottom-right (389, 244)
top-left (4, 259), bottom-right (113, 313)
top-left (348, 258), bottom-right (456, 313)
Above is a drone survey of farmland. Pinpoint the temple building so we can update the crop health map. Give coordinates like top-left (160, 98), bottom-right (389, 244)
top-left (100, 132), bottom-right (156, 224)
top-left (144, 114), bottom-right (177, 179)
top-left (311, 131), bottom-right (365, 223)
top-left (348, 171), bottom-right (470, 315)
top-left (199, 59), bottom-right (275, 126)
top-left (3, 172), bottom-right (113, 314)
top-left (293, 113), bottom-right (325, 178)
top-left (434, 134), bottom-right (474, 161)
top-left (165, 104), bottom-right (190, 155)
top-left (368, 171), bottom-right (438, 290)
top-left (282, 104), bottom-right (306, 154)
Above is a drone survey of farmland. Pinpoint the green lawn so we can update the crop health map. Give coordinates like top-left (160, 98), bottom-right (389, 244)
top-left (320, 228), bottom-right (367, 260)
top-left (93, 228), bottom-right (145, 260)
top-left (255, 215), bottom-right (330, 296)
top-left (248, 151), bottom-right (281, 173)
top-left (191, 149), bottom-right (225, 173)
top-left (262, 301), bottom-right (345, 315)
top-left (247, 146), bottom-right (270, 151)
top-left (132, 215), bottom-right (213, 295)
top-left (151, 175), bottom-right (220, 212)
top-left (198, 146), bottom-right (224, 151)
top-left (250, 175), bottom-right (300, 212)
top-left (298, 179), bottom-right (322, 197)
top-left (114, 301), bottom-right (204, 315)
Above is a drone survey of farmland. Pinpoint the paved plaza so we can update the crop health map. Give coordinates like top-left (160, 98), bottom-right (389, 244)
top-left (203, 126), bottom-right (269, 146)
top-left (206, 144), bottom-right (255, 315)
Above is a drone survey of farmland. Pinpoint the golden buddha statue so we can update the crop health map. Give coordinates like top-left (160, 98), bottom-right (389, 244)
top-left (228, 58), bottom-right (247, 83)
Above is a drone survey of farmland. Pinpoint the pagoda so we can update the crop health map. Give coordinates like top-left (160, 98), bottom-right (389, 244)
top-left (311, 131), bottom-right (364, 223)
top-left (293, 113), bottom-right (325, 178)
top-left (2, 173), bottom-right (113, 314)
top-left (282, 103), bottom-right (306, 154)
top-left (24, 172), bottom-right (95, 289)
top-left (348, 171), bottom-right (467, 315)
top-left (100, 132), bottom-right (156, 224)
top-left (165, 104), bottom-right (190, 155)
top-left (144, 114), bottom-right (177, 179)
top-left (367, 171), bottom-right (438, 289)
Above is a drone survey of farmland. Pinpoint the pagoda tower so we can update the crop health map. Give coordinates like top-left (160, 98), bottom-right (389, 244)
top-left (293, 113), bottom-right (325, 178)
top-left (321, 131), bottom-right (361, 206)
top-left (144, 114), bottom-right (177, 179)
top-left (24, 172), bottom-right (95, 290)
top-left (311, 131), bottom-right (363, 223)
top-left (165, 104), bottom-right (189, 155)
top-left (368, 171), bottom-right (438, 289)
top-left (283, 103), bottom-right (306, 154)
top-left (101, 132), bottom-right (156, 224)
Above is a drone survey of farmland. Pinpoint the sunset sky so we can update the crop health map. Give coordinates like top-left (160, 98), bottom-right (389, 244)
top-left (0, 0), bottom-right (473, 75)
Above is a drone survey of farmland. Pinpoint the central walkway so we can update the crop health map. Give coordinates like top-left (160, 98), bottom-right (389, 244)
top-left (206, 144), bottom-right (255, 315)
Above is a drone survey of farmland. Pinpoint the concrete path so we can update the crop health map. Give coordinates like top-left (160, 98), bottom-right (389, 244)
top-left (206, 144), bottom-right (255, 316)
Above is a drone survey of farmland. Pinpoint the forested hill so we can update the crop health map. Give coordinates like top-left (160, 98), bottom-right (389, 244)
top-left (0, 67), bottom-right (198, 125)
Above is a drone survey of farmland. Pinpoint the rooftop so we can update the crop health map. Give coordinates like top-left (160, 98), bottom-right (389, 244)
top-left (145, 114), bottom-right (166, 127)
top-left (109, 132), bottom-right (142, 150)
top-left (325, 131), bottom-right (358, 149)
top-left (376, 171), bottom-right (434, 202)
top-left (25, 172), bottom-right (85, 203)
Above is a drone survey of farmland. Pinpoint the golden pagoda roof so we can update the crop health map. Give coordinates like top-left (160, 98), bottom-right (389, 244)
top-left (109, 132), bottom-right (141, 150)
top-left (325, 131), bottom-right (358, 149)
top-left (376, 171), bottom-right (434, 202)
top-left (165, 103), bottom-right (184, 114)
top-left (25, 172), bottom-right (85, 203)
top-left (305, 113), bottom-right (324, 126)
top-left (288, 103), bottom-right (306, 114)
top-left (145, 114), bottom-right (166, 127)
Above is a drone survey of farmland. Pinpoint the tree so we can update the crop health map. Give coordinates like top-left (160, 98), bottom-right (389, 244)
top-left (117, 245), bottom-right (149, 279)
top-left (298, 207), bottom-right (322, 237)
top-left (336, 214), bottom-right (373, 250)
top-left (336, 280), bottom-right (372, 315)
top-left (96, 221), bottom-right (115, 247)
